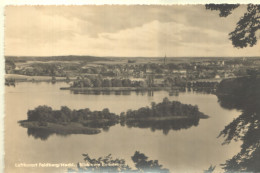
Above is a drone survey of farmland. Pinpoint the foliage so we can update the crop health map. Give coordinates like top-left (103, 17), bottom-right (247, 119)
top-left (121, 97), bottom-right (204, 119)
top-left (5, 59), bottom-right (16, 71)
top-left (186, 81), bottom-right (219, 88)
top-left (27, 106), bottom-right (119, 124)
top-left (216, 76), bottom-right (260, 172)
top-left (204, 165), bottom-right (216, 173)
top-left (72, 76), bottom-right (146, 88)
top-left (132, 151), bottom-right (169, 172)
top-left (206, 4), bottom-right (260, 48)
top-left (206, 4), bottom-right (240, 17)
top-left (120, 97), bottom-right (206, 134)
top-left (125, 118), bottom-right (200, 135)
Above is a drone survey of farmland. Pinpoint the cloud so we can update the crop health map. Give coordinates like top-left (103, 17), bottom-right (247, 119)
top-left (4, 5), bottom-right (259, 57)
top-left (5, 6), bottom-right (82, 44)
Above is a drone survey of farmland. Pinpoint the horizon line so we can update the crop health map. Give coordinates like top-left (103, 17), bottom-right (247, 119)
top-left (5, 55), bottom-right (260, 58)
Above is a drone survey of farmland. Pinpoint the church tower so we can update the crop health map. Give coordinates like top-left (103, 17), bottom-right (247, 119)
top-left (164, 54), bottom-right (167, 65)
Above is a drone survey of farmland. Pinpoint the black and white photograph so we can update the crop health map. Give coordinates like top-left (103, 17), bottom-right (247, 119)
top-left (3, 4), bottom-right (260, 173)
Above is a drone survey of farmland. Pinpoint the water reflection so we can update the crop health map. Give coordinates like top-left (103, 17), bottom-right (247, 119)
top-left (71, 89), bottom-right (174, 97)
top-left (68, 151), bottom-right (169, 173)
top-left (187, 87), bottom-right (216, 94)
top-left (27, 128), bottom-right (55, 141)
top-left (216, 76), bottom-right (260, 172)
top-left (70, 90), bottom-right (156, 96)
top-left (19, 97), bottom-right (207, 140)
top-left (70, 87), bottom-right (215, 96)
top-left (26, 127), bottom-right (100, 141)
top-left (124, 118), bottom-right (200, 135)
top-left (19, 105), bottom-right (119, 140)
top-left (22, 118), bottom-right (201, 140)
top-left (5, 82), bottom-right (242, 173)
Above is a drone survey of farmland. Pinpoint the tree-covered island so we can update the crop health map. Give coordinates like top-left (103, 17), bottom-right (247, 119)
top-left (120, 97), bottom-right (209, 134)
top-left (19, 98), bottom-right (209, 140)
top-left (19, 106), bottom-right (120, 140)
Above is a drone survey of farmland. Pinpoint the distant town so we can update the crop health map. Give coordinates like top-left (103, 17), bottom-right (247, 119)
top-left (5, 56), bottom-right (260, 90)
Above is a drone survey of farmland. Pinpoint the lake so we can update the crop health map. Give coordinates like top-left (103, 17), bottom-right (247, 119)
top-left (5, 82), bottom-right (242, 173)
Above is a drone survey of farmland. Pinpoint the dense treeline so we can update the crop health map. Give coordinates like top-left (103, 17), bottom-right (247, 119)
top-left (72, 77), bottom-right (147, 88)
top-left (217, 75), bottom-right (260, 110)
top-left (72, 76), bottom-right (187, 88)
top-left (72, 77), bottom-right (142, 87)
top-left (120, 97), bottom-right (206, 120)
top-left (216, 76), bottom-right (260, 172)
top-left (27, 106), bottom-right (119, 124)
top-left (187, 81), bottom-right (219, 88)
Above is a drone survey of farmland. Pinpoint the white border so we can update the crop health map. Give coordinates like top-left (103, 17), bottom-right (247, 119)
top-left (1, 0), bottom-right (260, 5)
top-left (0, 1), bottom-right (260, 173)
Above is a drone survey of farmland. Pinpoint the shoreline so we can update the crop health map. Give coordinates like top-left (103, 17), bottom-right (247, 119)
top-left (5, 74), bottom-right (76, 82)
top-left (124, 114), bottom-right (209, 121)
top-left (18, 120), bottom-right (101, 135)
top-left (60, 86), bottom-right (176, 91)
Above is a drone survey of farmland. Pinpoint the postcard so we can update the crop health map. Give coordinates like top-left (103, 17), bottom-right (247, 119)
top-left (2, 3), bottom-right (260, 173)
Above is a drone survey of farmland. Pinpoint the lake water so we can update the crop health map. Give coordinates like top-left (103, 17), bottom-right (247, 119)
top-left (5, 82), bottom-right (242, 173)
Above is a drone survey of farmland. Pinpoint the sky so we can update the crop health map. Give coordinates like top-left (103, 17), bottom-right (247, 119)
top-left (4, 5), bottom-right (260, 57)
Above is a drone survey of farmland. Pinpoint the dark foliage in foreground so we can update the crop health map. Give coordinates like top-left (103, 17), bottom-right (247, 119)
top-left (216, 75), bottom-right (260, 172)
top-left (206, 4), bottom-right (260, 48)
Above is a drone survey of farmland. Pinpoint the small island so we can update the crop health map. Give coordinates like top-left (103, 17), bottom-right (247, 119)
top-left (60, 76), bottom-right (184, 94)
top-left (19, 97), bottom-right (209, 139)
top-left (120, 97), bottom-right (209, 134)
top-left (19, 106), bottom-right (119, 140)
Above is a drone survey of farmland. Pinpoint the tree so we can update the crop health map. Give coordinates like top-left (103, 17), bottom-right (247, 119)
top-left (204, 165), bottom-right (216, 173)
top-left (27, 105), bottom-right (53, 122)
top-left (5, 59), bottom-right (16, 73)
top-left (122, 79), bottom-right (131, 87)
top-left (83, 78), bottom-right (92, 87)
top-left (111, 79), bottom-right (122, 87)
top-left (65, 75), bottom-right (70, 83)
top-left (102, 108), bottom-right (110, 119)
top-left (146, 75), bottom-right (154, 87)
top-left (151, 102), bottom-right (156, 113)
top-left (92, 78), bottom-right (102, 87)
top-left (131, 151), bottom-right (169, 172)
top-left (206, 4), bottom-right (260, 48)
top-left (102, 79), bottom-right (112, 87)
top-left (60, 106), bottom-right (72, 122)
